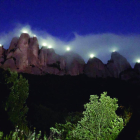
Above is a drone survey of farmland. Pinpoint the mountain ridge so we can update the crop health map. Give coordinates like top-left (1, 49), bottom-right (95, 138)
top-left (0, 33), bottom-right (140, 83)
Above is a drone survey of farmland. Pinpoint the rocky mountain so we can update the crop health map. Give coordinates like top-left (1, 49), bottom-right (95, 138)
top-left (106, 52), bottom-right (132, 78)
top-left (0, 33), bottom-right (140, 83)
top-left (84, 57), bottom-right (111, 78)
top-left (63, 51), bottom-right (85, 75)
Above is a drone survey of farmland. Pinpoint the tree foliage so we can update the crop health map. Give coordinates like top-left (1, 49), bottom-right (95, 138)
top-left (70, 92), bottom-right (124, 140)
top-left (4, 69), bottom-right (29, 129)
top-left (50, 92), bottom-right (124, 140)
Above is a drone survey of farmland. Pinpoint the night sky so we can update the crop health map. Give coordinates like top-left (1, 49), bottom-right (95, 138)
top-left (0, 0), bottom-right (140, 67)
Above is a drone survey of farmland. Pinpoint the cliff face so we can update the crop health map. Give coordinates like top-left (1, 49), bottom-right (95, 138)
top-left (63, 51), bottom-right (85, 75)
top-left (0, 33), bottom-right (139, 81)
top-left (84, 57), bottom-right (111, 78)
top-left (106, 52), bottom-right (132, 78)
top-left (0, 33), bottom-right (85, 75)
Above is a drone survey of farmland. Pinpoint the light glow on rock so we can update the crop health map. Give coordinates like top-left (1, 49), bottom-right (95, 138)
top-left (109, 47), bottom-right (118, 53)
top-left (66, 47), bottom-right (70, 51)
top-left (0, 44), bottom-right (2, 47)
top-left (48, 45), bottom-right (52, 48)
top-left (33, 35), bottom-right (36, 37)
top-left (137, 59), bottom-right (140, 63)
top-left (42, 43), bottom-right (47, 46)
top-left (22, 30), bottom-right (28, 33)
top-left (90, 54), bottom-right (94, 58)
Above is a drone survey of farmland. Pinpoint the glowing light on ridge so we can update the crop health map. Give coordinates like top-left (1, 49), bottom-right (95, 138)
top-left (42, 43), bottom-right (47, 46)
top-left (109, 47), bottom-right (118, 53)
top-left (137, 59), bottom-right (140, 63)
top-left (66, 47), bottom-right (70, 51)
top-left (33, 35), bottom-right (36, 37)
top-left (48, 45), bottom-right (52, 48)
top-left (22, 30), bottom-right (28, 33)
top-left (90, 54), bottom-right (94, 58)
top-left (0, 44), bottom-right (2, 47)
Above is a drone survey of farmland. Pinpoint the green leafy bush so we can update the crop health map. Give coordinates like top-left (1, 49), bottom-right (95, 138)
top-left (70, 92), bottom-right (124, 140)
top-left (0, 125), bottom-right (45, 140)
top-left (51, 112), bottom-right (83, 140)
top-left (51, 121), bottom-right (77, 140)
top-left (51, 92), bottom-right (124, 140)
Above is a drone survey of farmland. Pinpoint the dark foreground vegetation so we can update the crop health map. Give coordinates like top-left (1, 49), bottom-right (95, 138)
top-left (0, 67), bottom-right (140, 139)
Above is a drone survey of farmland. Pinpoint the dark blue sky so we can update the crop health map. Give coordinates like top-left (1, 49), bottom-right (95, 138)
top-left (0, 0), bottom-right (140, 38)
top-left (0, 0), bottom-right (140, 67)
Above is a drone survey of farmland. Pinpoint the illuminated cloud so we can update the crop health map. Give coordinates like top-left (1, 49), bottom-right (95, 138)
top-left (20, 25), bottom-right (34, 36)
top-left (0, 24), bottom-right (140, 68)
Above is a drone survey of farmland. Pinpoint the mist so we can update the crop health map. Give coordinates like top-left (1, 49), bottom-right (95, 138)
top-left (0, 23), bottom-right (140, 68)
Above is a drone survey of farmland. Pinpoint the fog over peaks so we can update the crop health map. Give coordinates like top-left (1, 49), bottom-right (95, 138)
top-left (0, 24), bottom-right (140, 68)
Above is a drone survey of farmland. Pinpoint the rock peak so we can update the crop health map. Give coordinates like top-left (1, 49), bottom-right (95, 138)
top-left (84, 56), bottom-right (111, 78)
top-left (134, 62), bottom-right (140, 74)
top-left (111, 51), bottom-right (127, 61)
top-left (88, 57), bottom-right (101, 62)
top-left (107, 52), bottom-right (131, 78)
top-left (20, 33), bottom-right (30, 38)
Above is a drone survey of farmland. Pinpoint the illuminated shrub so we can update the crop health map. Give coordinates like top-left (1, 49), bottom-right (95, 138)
top-left (70, 92), bottom-right (124, 140)
top-left (50, 92), bottom-right (124, 140)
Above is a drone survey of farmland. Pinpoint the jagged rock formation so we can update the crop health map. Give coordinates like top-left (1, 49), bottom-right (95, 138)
top-left (3, 33), bottom-right (29, 71)
top-left (106, 52), bottom-right (132, 78)
top-left (63, 51), bottom-right (85, 75)
top-left (7, 37), bottom-right (19, 53)
top-left (0, 33), bottom-right (84, 75)
top-left (134, 63), bottom-right (140, 74)
top-left (0, 33), bottom-right (140, 82)
top-left (84, 57), bottom-right (111, 78)
top-left (38, 47), bottom-right (66, 75)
